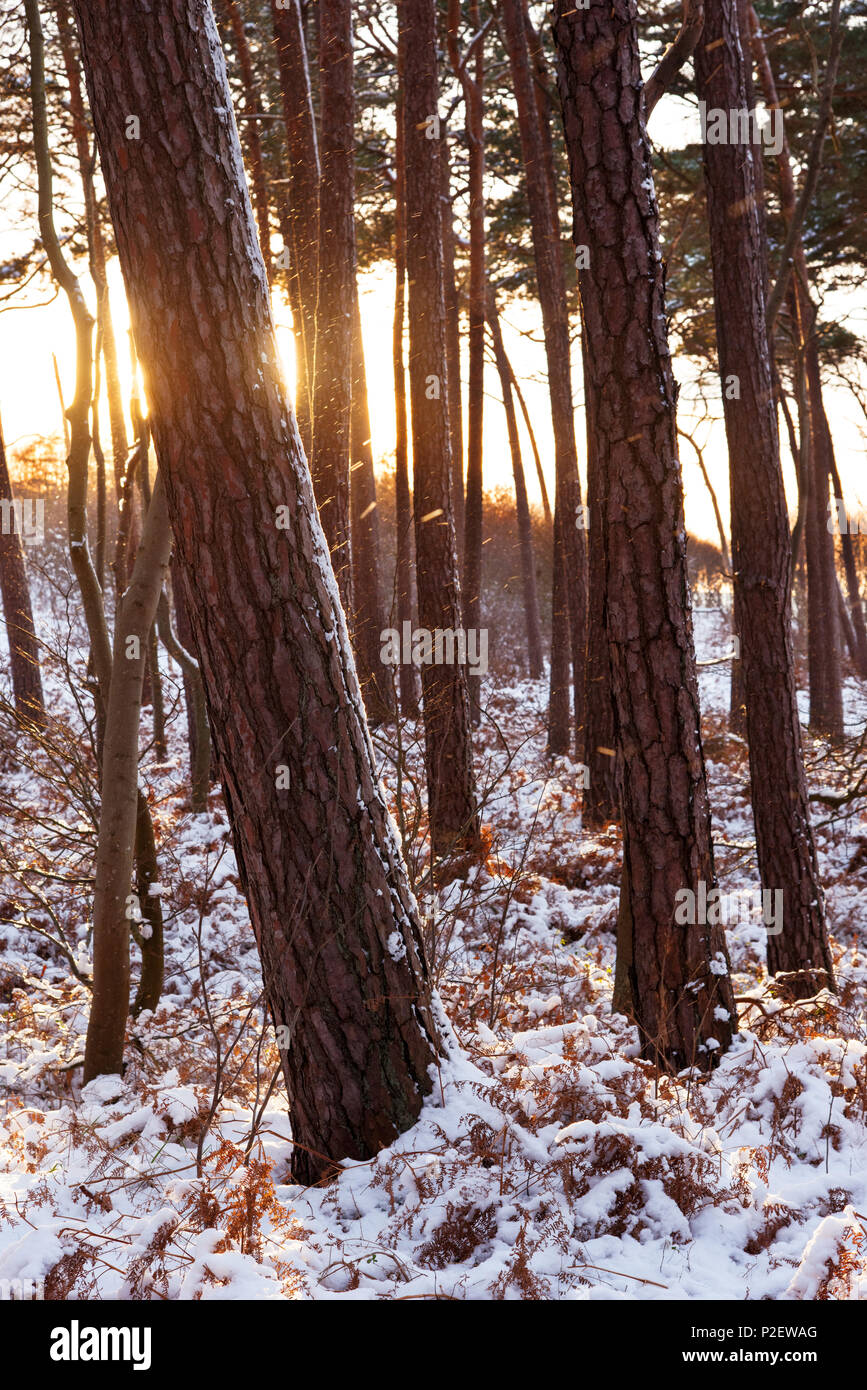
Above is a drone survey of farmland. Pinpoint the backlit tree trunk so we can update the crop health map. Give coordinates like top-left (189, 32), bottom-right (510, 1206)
top-left (695, 0), bottom-right (835, 998)
top-left (310, 0), bottom-right (354, 605)
top-left (270, 0), bottom-right (319, 453)
top-left (73, 0), bottom-right (444, 1180)
top-left (488, 290), bottom-right (544, 680)
top-left (218, 0), bottom-right (272, 280)
top-left (0, 412), bottom-right (44, 729)
top-left (448, 0), bottom-right (485, 722)
top-left (500, 0), bottom-right (586, 757)
top-left (554, 0), bottom-right (737, 1069)
top-left (350, 289), bottom-right (393, 725)
top-left (392, 41), bottom-right (419, 718)
top-left (401, 0), bottom-right (480, 858)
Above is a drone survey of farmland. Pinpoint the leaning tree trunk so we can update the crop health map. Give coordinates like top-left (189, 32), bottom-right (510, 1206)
top-left (695, 0), bottom-right (835, 998)
top-left (400, 0), bottom-right (480, 859)
top-left (0, 412), bottom-right (44, 728)
top-left (270, 0), bottom-right (319, 454)
top-left (310, 0), bottom-right (355, 606)
top-left (554, 0), bottom-right (737, 1070)
top-left (73, 0), bottom-right (444, 1182)
top-left (500, 0), bottom-right (587, 758)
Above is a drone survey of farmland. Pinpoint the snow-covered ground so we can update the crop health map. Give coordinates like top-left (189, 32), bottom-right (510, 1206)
top-left (0, 594), bottom-right (865, 1300)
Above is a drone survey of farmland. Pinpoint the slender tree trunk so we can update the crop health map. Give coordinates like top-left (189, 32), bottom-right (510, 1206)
top-left (310, 0), bottom-right (354, 605)
top-left (695, 0), bottom-right (834, 998)
top-left (350, 289), bottom-right (393, 725)
top-left (0, 412), bottom-right (44, 728)
top-left (554, 0), bottom-right (737, 1070)
top-left (440, 145), bottom-right (465, 557)
top-left (84, 475), bottom-right (172, 1079)
top-left (26, 0), bottom-right (111, 712)
top-left (159, 568), bottom-right (211, 810)
top-left (580, 325), bottom-right (618, 826)
top-left (218, 0), bottom-right (273, 280)
top-left (500, 0), bottom-right (587, 757)
top-left (750, 6), bottom-right (847, 727)
top-left (401, 0), bottom-right (480, 859)
top-left (393, 49), bottom-right (419, 719)
top-left (270, 0), bottom-right (319, 453)
top-left (55, 0), bottom-right (128, 497)
top-left (74, 0), bottom-right (444, 1179)
top-left (487, 291), bottom-right (544, 679)
top-left (448, 0), bottom-right (485, 720)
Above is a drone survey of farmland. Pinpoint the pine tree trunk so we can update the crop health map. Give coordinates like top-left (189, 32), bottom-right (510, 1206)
top-left (392, 46), bottom-right (419, 719)
top-left (0, 413), bottom-right (44, 729)
top-left (580, 330), bottom-right (618, 826)
top-left (310, 0), bottom-right (354, 606)
top-left (218, 0), bottom-right (272, 280)
top-left (500, 0), bottom-right (587, 756)
top-left (449, 0), bottom-right (485, 723)
top-left (749, 6), bottom-right (846, 732)
top-left (554, 0), bottom-right (737, 1070)
top-left (440, 146), bottom-right (465, 558)
top-left (488, 292), bottom-right (544, 680)
top-left (350, 290), bottom-right (393, 725)
top-left (270, 0), bottom-right (319, 454)
top-left (73, 0), bottom-right (444, 1179)
top-left (694, 0), bottom-right (834, 998)
top-left (401, 0), bottom-right (480, 859)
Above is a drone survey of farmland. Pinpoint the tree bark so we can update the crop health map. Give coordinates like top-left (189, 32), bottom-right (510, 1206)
top-left (392, 45), bottom-right (419, 719)
top-left (310, 0), bottom-right (355, 606)
top-left (448, 0), bottom-right (485, 723)
top-left (580, 325), bottom-right (619, 826)
top-left (401, 0), bottom-right (480, 859)
top-left (84, 474), bottom-right (172, 1080)
top-left (554, 0), bottom-right (737, 1070)
top-left (500, 0), bottom-right (587, 757)
top-left (270, 0), bottom-right (319, 454)
top-left (694, 0), bottom-right (834, 998)
top-left (218, 0), bottom-right (273, 281)
top-left (487, 290), bottom-right (544, 680)
top-left (73, 0), bottom-right (444, 1179)
top-left (440, 144), bottom-right (465, 558)
top-left (0, 412), bottom-right (44, 729)
top-left (350, 288), bottom-right (393, 725)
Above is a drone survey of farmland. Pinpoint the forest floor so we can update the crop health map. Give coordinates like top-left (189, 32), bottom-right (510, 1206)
top-left (1, 595), bottom-right (866, 1300)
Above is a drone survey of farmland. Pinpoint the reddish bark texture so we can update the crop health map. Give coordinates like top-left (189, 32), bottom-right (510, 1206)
top-left (72, 0), bottom-right (444, 1181)
top-left (310, 0), bottom-right (354, 605)
top-left (553, 0), bottom-right (737, 1069)
top-left (695, 0), bottom-right (834, 997)
top-left (400, 0), bottom-right (480, 858)
top-left (500, 0), bottom-right (586, 757)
